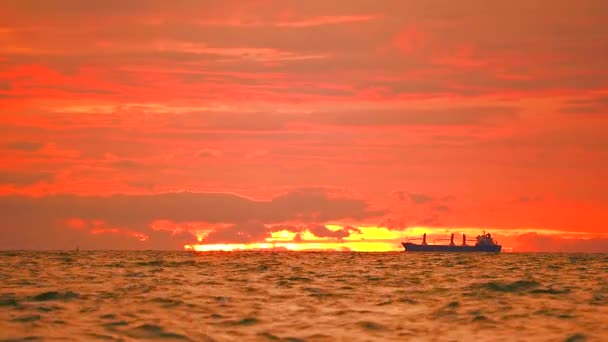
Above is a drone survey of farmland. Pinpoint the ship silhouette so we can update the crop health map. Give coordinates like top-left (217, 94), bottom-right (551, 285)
top-left (402, 232), bottom-right (501, 252)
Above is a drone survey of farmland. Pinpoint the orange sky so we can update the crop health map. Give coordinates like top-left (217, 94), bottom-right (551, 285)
top-left (1, 1), bottom-right (608, 252)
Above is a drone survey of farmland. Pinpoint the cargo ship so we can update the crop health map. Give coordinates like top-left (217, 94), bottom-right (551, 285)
top-left (402, 232), bottom-right (501, 252)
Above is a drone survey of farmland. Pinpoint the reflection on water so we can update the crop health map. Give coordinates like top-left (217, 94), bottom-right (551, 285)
top-left (0, 251), bottom-right (607, 341)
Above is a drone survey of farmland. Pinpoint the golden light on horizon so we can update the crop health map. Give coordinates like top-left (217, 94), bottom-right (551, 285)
top-left (182, 226), bottom-right (607, 252)
top-left (185, 241), bottom-right (402, 252)
top-left (183, 226), bottom-right (478, 252)
top-left (268, 230), bottom-right (298, 241)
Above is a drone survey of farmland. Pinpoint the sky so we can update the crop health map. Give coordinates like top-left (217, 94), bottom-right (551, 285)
top-left (1, 0), bottom-right (608, 252)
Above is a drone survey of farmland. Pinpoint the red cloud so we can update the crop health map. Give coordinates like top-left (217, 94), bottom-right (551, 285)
top-left (1, 0), bottom-right (608, 251)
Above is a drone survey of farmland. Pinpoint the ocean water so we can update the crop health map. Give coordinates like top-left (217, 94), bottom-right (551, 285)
top-left (0, 252), bottom-right (607, 342)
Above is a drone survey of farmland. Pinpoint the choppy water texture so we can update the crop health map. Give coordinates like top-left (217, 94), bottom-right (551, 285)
top-left (1, 252), bottom-right (607, 341)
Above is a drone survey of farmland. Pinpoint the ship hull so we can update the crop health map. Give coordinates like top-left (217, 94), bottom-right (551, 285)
top-left (402, 242), bottom-right (501, 253)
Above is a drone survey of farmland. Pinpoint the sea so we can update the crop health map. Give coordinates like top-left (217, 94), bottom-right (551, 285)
top-left (0, 251), bottom-right (607, 341)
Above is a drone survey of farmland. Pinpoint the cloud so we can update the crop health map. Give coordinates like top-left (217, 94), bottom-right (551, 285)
top-left (0, 80), bottom-right (11, 90)
top-left (269, 188), bottom-right (385, 221)
top-left (511, 233), bottom-right (608, 253)
top-left (1, 0), bottom-right (608, 250)
top-left (275, 15), bottom-right (376, 28)
top-left (5, 141), bottom-right (44, 151)
top-left (308, 225), bottom-right (361, 239)
top-left (202, 221), bottom-right (269, 244)
top-left (3, 1), bottom-right (606, 102)
top-left (126, 181), bottom-right (155, 190)
top-left (198, 149), bottom-right (222, 158)
top-left (0, 171), bottom-right (53, 186)
top-left (393, 26), bottom-right (428, 55)
top-left (0, 189), bottom-right (383, 249)
top-left (200, 111), bottom-right (297, 131)
top-left (199, 222), bottom-right (362, 244)
top-left (517, 195), bottom-right (543, 203)
top-left (432, 205), bottom-right (450, 213)
top-left (560, 96), bottom-right (608, 114)
top-left (408, 193), bottom-right (433, 204)
top-left (309, 106), bottom-right (519, 126)
top-left (107, 159), bottom-right (144, 169)
top-left (159, 106), bottom-right (519, 134)
top-left (383, 191), bottom-right (452, 229)
top-left (152, 43), bottom-right (328, 63)
top-left (377, 217), bottom-right (408, 231)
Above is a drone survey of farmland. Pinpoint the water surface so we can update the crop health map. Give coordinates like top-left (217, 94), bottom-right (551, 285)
top-left (1, 251), bottom-right (606, 341)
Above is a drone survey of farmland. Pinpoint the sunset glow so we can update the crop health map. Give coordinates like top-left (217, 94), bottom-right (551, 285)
top-left (186, 242), bottom-right (399, 252)
top-left (1, 1), bottom-right (607, 252)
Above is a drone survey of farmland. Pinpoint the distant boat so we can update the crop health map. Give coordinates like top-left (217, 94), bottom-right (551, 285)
top-left (402, 232), bottom-right (501, 253)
